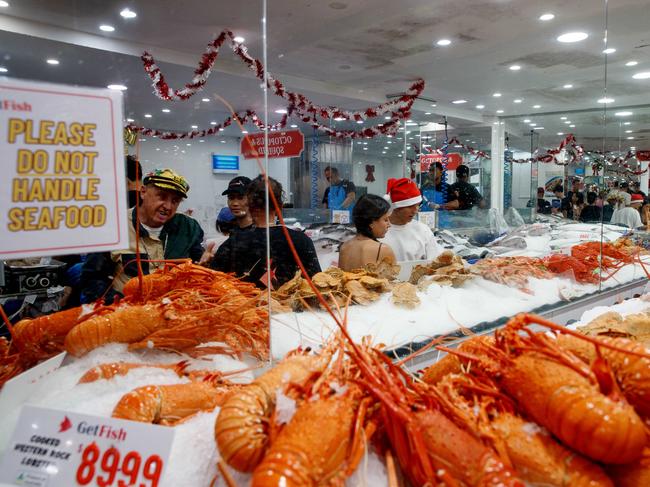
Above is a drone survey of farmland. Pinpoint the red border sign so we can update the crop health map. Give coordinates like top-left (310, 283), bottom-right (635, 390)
top-left (420, 153), bottom-right (463, 171)
top-left (241, 130), bottom-right (305, 159)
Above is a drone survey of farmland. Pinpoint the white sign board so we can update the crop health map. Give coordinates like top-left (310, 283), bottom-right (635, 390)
top-left (0, 406), bottom-right (173, 487)
top-left (0, 79), bottom-right (128, 259)
top-left (331, 210), bottom-right (350, 224)
top-left (417, 211), bottom-right (437, 229)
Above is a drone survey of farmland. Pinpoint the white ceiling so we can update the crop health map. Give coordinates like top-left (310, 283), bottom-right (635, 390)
top-left (0, 0), bottom-right (649, 154)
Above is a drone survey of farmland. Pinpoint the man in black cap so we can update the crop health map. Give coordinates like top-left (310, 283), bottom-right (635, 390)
top-left (222, 176), bottom-right (253, 231)
top-left (445, 164), bottom-right (485, 210)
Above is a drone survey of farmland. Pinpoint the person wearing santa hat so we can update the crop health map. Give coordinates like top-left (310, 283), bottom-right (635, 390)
top-left (380, 178), bottom-right (443, 262)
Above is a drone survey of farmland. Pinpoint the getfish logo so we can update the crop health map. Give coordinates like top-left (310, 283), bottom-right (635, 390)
top-left (59, 416), bottom-right (72, 433)
top-left (0, 99), bottom-right (32, 112)
top-left (78, 421), bottom-right (128, 442)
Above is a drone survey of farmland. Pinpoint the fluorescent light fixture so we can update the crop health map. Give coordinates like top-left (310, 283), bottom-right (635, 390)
top-left (513, 99), bottom-right (523, 103)
top-left (0, 1), bottom-right (9, 7)
top-left (496, 109), bottom-right (504, 114)
top-left (625, 130), bottom-right (633, 133)
top-left (424, 112), bottom-right (432, 115)
top-left (475, 104), bottom-right (485, 109)
top-left (202, 98), bottom-right (210, 102)
top-left (627, 136), bottom-right (635, 140)
top-left (529, 123), bottom-right (537, 126)
top-left (452, 99), bottom-right (467, 104)
top-left (534, 127), bottom-right (544, 130)
top-left (126, 118), bottom-right (134, 122)
top-left (99, 25), bottom-right (115, 32)
top-left (107, 84), bottom-right (127, 91)
top-left (161, 108), bottom-right (170, 113)
top-left (46, 59), bottom-right (59, 65)
top-left (274, 108), bottom-right (287, 114)
top-left (334, 116), bottom-right (346, 121)
top-left (563, 84), bottom-right (573, 89)
top-left (356, 120), bottom-right (364, 124)
top-left (493, 92), bottom-right (502, 97)
top-left (0, 67), bottom-right (8, 73)
top-left (242, 130), bottom-right (248, 134)
top-left (436, 39), bottom-right (451, 46)
top-left (632, 72), bottom-right (650, 80)
top-left (603, 48), bottom-right (616, 54)
top-left (431, 103), bottom-right (437, 107)
top-left (533, 105), bottom-right (541, 109)
top-left (218, 128), bottom-right (224, 131)
top-left (557, 32), bottom-right (588, 43)
top-left (565, 121), bottom-right (571, 124)
top-left (120, 8), bottom-right (137, 18)
top-left (144, 114), bottom-right (152, 118)
top-left (569, 124), bottom-right (576, 127)
top-left (557, 132), bottom-right (564, 135)
top-left (597, 97), bottom-right (615, 103)
top-left (539, 13), bottom-right (555, 21)
top-left (290, 124), bottom-right (298, 128)
top-left (191, 125), bottom-right (198, 129)
top-left (624, 122), bottom-right (631, 125)
top-left (523, 119), bottom-right (531, 123)
top-left (615, 111), bottom-right (633, 117)
top-left (625, 61), bottom-right (638, 67)
top-left (233, 36), bottom-right (245, 43)
top-left (509, 65), bottom-right (521, 71)
top-left (560, 116), bottom-right (567, 120)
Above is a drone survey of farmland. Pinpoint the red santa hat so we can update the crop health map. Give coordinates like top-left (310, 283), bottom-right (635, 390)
top-left (385, 178), bottom-right (422, 208)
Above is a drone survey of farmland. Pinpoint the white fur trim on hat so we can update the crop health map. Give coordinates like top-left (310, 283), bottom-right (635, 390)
top-left (392, 195), bottom-right (422, 208)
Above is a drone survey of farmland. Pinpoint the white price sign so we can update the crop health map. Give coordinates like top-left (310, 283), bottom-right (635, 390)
top-left (0, 79), bottom-right (128, 259)
top-left (0, 406), bottom-right (174, 487)
top-left (331, 210), bottom-right (350, 224)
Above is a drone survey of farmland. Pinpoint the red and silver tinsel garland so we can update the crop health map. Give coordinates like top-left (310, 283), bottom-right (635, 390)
top-left (509, 134), bottom-right (584, 166)
top-left (140, 29), bottom-right (423, 139)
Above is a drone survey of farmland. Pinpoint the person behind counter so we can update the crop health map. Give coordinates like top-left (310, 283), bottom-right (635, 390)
top-left (80, 168), bottom-right (204, 303)
top-left (380, 178), bottom-right (443, 262)
top-left (420, 162), bottom-right (448, 210)
top-left (528, 187), bottom-right (551, 214)
top-left (322, 166), bottom-right (356, 210)
top-left (445, 164), bottom-right (486, 210)
top-left (579, 192), bottom-right (602, 223)
top-left (222, 176), bottom-right (253, 230)
top-left (338, 194), bottom-right (396, 271)
top-left (211, 175), bottom-right (321, 288)
top-left (611, 193), bottom-right (644, 229)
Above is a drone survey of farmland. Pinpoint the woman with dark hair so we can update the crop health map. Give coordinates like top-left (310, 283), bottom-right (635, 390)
top-left (210, 175), bottom-right (321, 287)
top-left (338, 194), bottom-right (396, 271)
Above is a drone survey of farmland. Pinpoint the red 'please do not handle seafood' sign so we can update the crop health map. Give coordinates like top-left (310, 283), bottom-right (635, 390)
top-left (240, 130), bottom-right (305, 159)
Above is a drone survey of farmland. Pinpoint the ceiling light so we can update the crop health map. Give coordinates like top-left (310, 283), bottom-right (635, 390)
top-left (560, 116), bottom-right (567, 120)
top-left (625, 61), bottom-right (638, 67)
top-left (624, 122), bottom-right (631, 125)
top-left (513, 99), bottom-right (523, 103)
top-left (161, 108), bottom-right (170, 113)
top-left (382, 151), bottom-right (386, 154)
top-left (46, 59), bottom-right (59, 65)
top-left (493, 93), bottom-right (502, 97)
top-left (201, 98), bottom-right (210, 102)
top-left (290, 124), bottom-right (298, 128)
top-left (475, 104), bottom-right (485, 109)
top-left (625, 130), bottom-right (633, 133)
top-left (627, 136), bottom-right (635, 140)
top-left (523, 119), bottom-right (531, 123)
top-left (534, 127), bottom-right (544, 130)
top-left (126, 118), bottom-right (134, 122)
top-left (615, 111), bottom-right (633, 116)
top-left (632, 72), bottom-right (650, 80)
top-left (233, 36), bottom-right (245, 43)
top-left (597, 97), bottom-right (615, 103)
top-left (120, 8), bottom-right (137, 18)
top-left (219, 128), bottom-right (224, 131)
top-left (557, 32), bottom-right (588, 43)
top-left (424, 112), bottom-right (432, 115)
top-left (557, 132), bottom-right (564, 135)
top-left (242, 130), bottom-right (248, 134)
top-left (0, 67), bottom-right (7, 73)
top-left (199, 140), bottom-right (205, 143)
top-left (509, 65), bottom-right (521, 71)
top-left (107, 84), bottom-right (127, 91)
top-left (452, 99), bottom-right (467, 104)
top-left (539, 13), bottom-right (555, 21)
top-left (569, 124), bottom-right (576, 127)
top-left (334, 116), bottom-right (346, 121)
top-left (563, 84), bottom-right (573, 89)
top-left (356, 120), bottom-right (363, 124)
top-left (630, 146), bottom-right (636, 150)
top-left (144, 114), bottom-right (152, 118)
top-left (529, 123), bottom-right (537, 126)
top-left (191, 125), bottom-right (198, 129)
top-left (0, 1), bottom-right (8, 7)
top-left (431, 104), bottom-right (437, 107)
top-left (564, 121), bottom-right (571, 124)
top-left (436, 39), bottom-right (451, 46)
top-left (186, 143), bottom-right (191, 146)
top-left (533, 105), bottom-right (541, 109)
top-left (363, 147), bottom-right (368, 151)
top-left (496, 109), bottom-right (504, 114)
top-left (210, 121), bottom-right (217, 125)
top-left (220, 140), bottom-right (226, 144)
top-left (274, 108), bottom-right (287, 114)
top-left (99, 25), bottom-right (115, 32)
top-left (603, 48), bottom-right (616, 55)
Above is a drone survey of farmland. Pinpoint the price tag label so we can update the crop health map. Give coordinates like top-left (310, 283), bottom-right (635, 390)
top-left (0, 405), bottom-right (174, 487)
top-left (331, 210), bottom-right (350, 224)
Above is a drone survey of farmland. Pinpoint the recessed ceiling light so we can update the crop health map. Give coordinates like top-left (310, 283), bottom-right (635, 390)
top-left (120, 8), bottom-right (137, 18)
top-left (220, 140), bottom-right (226, 143)
top-left (144, 114), bottom-right (152, 118)
top-left (233, 36), bottom-right (245, 43)
top-left (274, 108), bottom-right (287, 114)
top-left (627, 136), bottom-right (635, 140)
top-left (46, 59), bottom-right (59, 65)
top-left (436, 39), bottom-right (451, 46)
top-left (557, 132), bottom-right (564, 135)
top-left (630, 146), bottom-right (636, 150)
top-left (382, 151), bottom-right (386, 154)
top-left (625, 61), bottom-right (638, 67)
top-left (0, 67), bottom-right (7, 73)
top-left (509, 65), bottom-right (521, 71)
top-left (557, 32), bottom-right (588, 43)
top-left (210, 121), bottom-right (217, 125)
top-left (186, 143), bottom-right (191, 146)
top-left (242, 130), bottom-right (248, 134)
top-left (603, 48), bottom-right (616, 54)
top-left (569, 124), bottom-right (576, 127)
top-left (533, 105), bottom-right (541, 109)
top-left (624, 122), bottom-right (631, 125)
top-left (201, 98), bottom-right (210, 102)
top-left (424, 112), bottom-right (432, 115)
top-left (597, 97), bottom-right (615, 103)
top-left (363, 147), bottom-right (368, 150)
top-left (565, 121), bottom-right (571, 124)
top-left (529, 123), bottom-right (537, 126)
top-left (534, 127), bottom-right (545, 130)
top-left (539, 13), bottom-right (555, 21)
top-left (107, 84), bottom-right (127, 91)
top-left (99, 25), bottom-right (115, 32)
top-left (625, 130), bottom-right (633, 133)
top-left (431, 103), bottom-right (437, 107)
top-left (563, 84), bottom-right (573, 89)
top-left (523, 119), bottom-right (531, 123)
top-left (452, 99), bottom-right (467, 104)
top-left (356, 120), bottom-right (363, 124)
top-left (290, 124), bottom-right (298, 128)
top-left (0, 1), bottom-right (9, 7)
top-left (161, 108), bottom-right (170, 113)
top-left (493, 93), bottom-right (502, 97)
top-left (334, 116), bottom-right (346, 121)
top-left (560, 116), bottom-right (567, 120)
top-left (632, 72), bottom-right (650, 80)
top-left (496, 109), bottom-right (504, 114)
top-left (191, 125), bottom-right (198, 129)
top-left (615, 111), bottom-right (633, 117)
top-left (126, 118), bottom-right (134, 122)
top-left (219, 128), bottom-right (224, 131)
top-left (475, 104), bottom-right (485, 109)
top-left (199, 139), bottom-right (205, 143)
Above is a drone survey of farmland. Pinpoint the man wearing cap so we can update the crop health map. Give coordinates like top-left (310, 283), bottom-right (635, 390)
top-left (445, 164), bottom-right (485, 210)
top-left (80, 168), bottom-right (204, 303)
top-left (222, 176), bottom-right (253, 231)
top-left (380, 178), bottom-right (443, 262)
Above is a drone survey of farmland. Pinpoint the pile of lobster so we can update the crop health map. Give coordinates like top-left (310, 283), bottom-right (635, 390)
top-left (0, 262), bottom-right (270, 388)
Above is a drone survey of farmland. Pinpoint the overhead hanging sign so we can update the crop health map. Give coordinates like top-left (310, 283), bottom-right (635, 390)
top-left (241, 130), bottom-right (305, 159)
top-left (636, 150), bottom-right (650, 162)
top-left (0, 405), bottom-right (174, 487)
top-left (0, 79), bottom-right (128, 260)
top-left (419, 152), bottom-right (463, 171)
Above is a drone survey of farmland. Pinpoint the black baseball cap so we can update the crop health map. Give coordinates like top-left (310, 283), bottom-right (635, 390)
top-left (456, 164), bottom-right (470, 177)
top-left (222, 176), bottom-right (251, 196)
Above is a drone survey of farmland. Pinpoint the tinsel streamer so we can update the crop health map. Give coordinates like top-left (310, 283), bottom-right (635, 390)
top-left (441, 117), bottom-right (449, 206)
top-left (310, 128), bottom-right (320, 210)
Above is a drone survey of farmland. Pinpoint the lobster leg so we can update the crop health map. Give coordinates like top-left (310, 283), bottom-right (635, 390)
top-left (345, 397), bottom-right (377, 477)
top-left (217, 459), bottom-right (238, 487)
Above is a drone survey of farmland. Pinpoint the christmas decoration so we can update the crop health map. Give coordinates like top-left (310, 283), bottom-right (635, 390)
top-left (365, 164), bottom-right (376, 182)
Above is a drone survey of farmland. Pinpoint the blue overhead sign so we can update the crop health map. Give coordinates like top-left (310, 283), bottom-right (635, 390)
top-left (212, 154), bottom-right (239, 173)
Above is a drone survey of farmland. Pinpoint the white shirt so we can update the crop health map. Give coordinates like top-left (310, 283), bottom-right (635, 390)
top-left (611, 207), bottom-right (642, 229)
top-left (380, 220), bottom-right (443, 262)
top-left (142, 223), bottom-right (163, 240)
